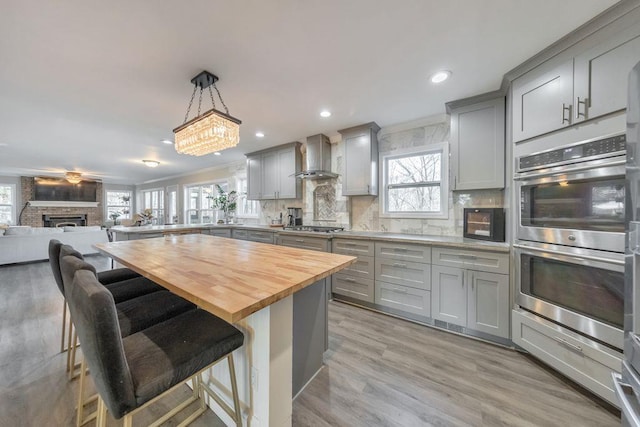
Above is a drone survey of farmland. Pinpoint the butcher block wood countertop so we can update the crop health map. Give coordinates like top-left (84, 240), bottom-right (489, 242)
top-left (94, 234), bottom-right (356, 323)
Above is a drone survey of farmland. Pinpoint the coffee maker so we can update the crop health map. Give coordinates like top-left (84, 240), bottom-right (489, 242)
top-left (287, 207), bottom-right (303, 227)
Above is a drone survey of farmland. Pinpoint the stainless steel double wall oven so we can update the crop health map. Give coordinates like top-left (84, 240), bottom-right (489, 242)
top-left (514, 134), bottom-right (626, 350)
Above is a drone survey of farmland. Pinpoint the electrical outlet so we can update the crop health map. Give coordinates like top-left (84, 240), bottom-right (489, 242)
top-left (251, 366), bottom-right (258, 390)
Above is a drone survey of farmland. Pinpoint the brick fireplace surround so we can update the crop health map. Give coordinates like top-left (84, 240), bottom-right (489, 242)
top-left (19, 177), bottom-right (104, 227)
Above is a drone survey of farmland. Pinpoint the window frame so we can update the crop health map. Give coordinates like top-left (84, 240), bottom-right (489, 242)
top-left (379, 143), bottom-right (449, 219)
top-left (184, 180), bottom-right (228, 224)
top-left (105, 190), bottom-right (133, 222)
top-left (236, 175), bottom-right (259, 218)
top-left (141, 187), bottom-right (165, 225)
top-left (0, 183), bottom-right (16, 225)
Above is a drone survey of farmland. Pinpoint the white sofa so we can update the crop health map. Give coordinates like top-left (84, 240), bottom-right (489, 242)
top-left (0, 226), bottom-right (109, 265)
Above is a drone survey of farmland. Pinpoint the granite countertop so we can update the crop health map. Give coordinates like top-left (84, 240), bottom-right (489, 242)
top-left (111, 224), bottom-right (510, 251)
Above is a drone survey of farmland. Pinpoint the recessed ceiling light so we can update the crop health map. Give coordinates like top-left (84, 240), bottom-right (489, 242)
top-left (320, 110), bottom-right (331, 118)
top-left (142, 160), bottom-right (160, 168)
top-left (213, 152), bottom-right (221, 156)
top-left (430, 70), bottom-right (451, 84)
top-left (255, 132), bottom-right (265, 138)
top-left (161, 139), bottom-right (173, 145)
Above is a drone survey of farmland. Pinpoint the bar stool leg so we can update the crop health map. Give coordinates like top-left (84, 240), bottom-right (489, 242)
top-left (228, 354), bottom-right (242, 427)
top-left (60, 301), bottom-right (67, 353)
top-left (66, 318), bottom-right (74, 373)
top-left (96, 398), bottom-right (107, 427)
top-left (69, 330), bottom-right (79, 380)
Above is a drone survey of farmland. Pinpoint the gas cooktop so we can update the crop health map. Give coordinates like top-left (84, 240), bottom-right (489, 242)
top-left (283, 225), bottom-right (344, 233)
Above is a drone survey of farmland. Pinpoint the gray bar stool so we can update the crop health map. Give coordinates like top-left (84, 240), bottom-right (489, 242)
top-left (48, 239), bottom-right (151, 357)
top-left (60, 254), bottom-right (198, 425)
top-left (67, 269), bottom-right (244, 427)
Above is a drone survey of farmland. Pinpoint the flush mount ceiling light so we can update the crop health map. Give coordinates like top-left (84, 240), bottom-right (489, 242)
top-left (320, 110), bottom-right (331, 118)
top-left (173, 70), bottom-right (242, 156)
top-left (255, 132), bottom-right (265, 138)
top-left (142, 160), bottom-right (160, 168)
top-left (430, 70), bottom-right (451, 84)
top-left (161, 139), bottom-right (173, 145)
top-left (213, 152), bottom-right (221, 156)
top-left (65, 171), bottom-right (82, 184)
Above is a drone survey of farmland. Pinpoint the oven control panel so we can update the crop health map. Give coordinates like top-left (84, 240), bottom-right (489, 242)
top-left (518, 134), bottom-right (626, 171)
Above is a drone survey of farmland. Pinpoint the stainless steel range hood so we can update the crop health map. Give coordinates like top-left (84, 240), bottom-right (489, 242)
top-left (295, 134), bottom-right (338, 179)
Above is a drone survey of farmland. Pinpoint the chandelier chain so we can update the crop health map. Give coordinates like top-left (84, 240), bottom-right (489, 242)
top-left (197, 88), bottom-right (204, 116)
top-left (212, 82), bottom-right (230, 115)
top-left (208, 85), bottom-right (217, 110)
top-left (183, 86), bottom-right (198, 124)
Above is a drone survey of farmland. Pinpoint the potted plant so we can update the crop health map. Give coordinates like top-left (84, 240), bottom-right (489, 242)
top-left (109, 211), bottom-right (121, 226)
top-left (208, 184), bottom-right (238, 224)
top-left (137, 209), bottom-right (154, 225)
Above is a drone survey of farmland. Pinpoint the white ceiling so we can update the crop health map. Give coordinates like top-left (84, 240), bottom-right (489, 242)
top-left (0, 0), bottom-right (619, 184)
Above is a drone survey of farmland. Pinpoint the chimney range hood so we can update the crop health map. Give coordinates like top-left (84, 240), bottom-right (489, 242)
top-left (295, 133), bottom-right (338, 179)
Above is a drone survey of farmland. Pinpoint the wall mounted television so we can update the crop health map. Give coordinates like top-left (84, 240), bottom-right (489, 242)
top-left (34, 177), bottom-right (98, 202)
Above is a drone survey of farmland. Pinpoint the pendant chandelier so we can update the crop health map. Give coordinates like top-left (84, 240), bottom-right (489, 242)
top-left (173, 71), bottom-right (241, 156)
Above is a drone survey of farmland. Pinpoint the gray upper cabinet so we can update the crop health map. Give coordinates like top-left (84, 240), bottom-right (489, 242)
top-left (573, 26), bottom-right (640, 123)
top-left (246, 155), bottom-right (262, 200)
top-left (512, 60), bottom-right (574, 143)
top-left (449, 96), bottom-right (505, 190)
top-left (511, 19), bottom-right (640, 143)
top-left (245, 142), bottom-right (302, 200)
top-left (338, 122), bottom-right (380, 196)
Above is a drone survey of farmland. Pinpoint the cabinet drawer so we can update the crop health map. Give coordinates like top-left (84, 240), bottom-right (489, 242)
top-left (247, 230), bottom-right (275, 244)
top-left (375, 281), bottom-right (430, 317)
top-left (375, 259), bottom-right (431, 290)
top-left (332, 274), bottom-right (374, 303)
top-left (332, 239), bottom-right (375, 257)
top-left (232, 229), bottom-right (248, 240)
top-left (340, 255), bottom-right (374, 279)
top-left (207, 228), bottom-right (231, 238)
top-left (432, 247), bottom-right (509, 275)
top-left (375, 242), bottom-right (431, 262)
top-left (278, 235), bottom-right (329, 252)
top-left (512, 309), bottom-right (621, 406)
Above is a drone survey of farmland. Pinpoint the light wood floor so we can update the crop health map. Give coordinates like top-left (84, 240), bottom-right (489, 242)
top-left (0, 256), bottom-right (620, 426)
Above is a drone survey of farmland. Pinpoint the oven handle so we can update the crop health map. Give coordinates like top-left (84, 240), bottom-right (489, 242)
top-left (513, 243), bottom-right (625, 266)
top-left (514, 158), bottom-right (625, 180)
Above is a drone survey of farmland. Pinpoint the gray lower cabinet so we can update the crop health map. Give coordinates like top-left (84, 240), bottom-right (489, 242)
top-left (333, 274), bottom-right (374, 303)
top-left (431, 247), bottom-right (509, 339)
top-left (231, 228), bottom-right (275, 243)
top-left (432, 266), bottom-right (509, 338)
top-left (374, 281), bottom-right (430, 317)
top-left (277, 235), bottom-right (330, 252)
top-left (332, 238), bottom-right (376, 303)
top-left (375, 259), bottom-right (430, 290)
top-left (375, 241), bottom-right (431, 263)
top-left (206, 228), bottom-right (231, 238)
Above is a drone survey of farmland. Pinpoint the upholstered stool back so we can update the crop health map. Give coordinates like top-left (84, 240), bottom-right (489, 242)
top-left (66, 268), bottom-right (138, 417)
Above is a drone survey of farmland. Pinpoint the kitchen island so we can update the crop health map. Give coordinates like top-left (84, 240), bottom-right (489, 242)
top-left (94, 234), bottom-right (356, 426)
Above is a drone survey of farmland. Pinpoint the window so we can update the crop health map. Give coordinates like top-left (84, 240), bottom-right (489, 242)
top-left (185, 182), bottom-right (227, 224)
top-left (0, 184), bottom-right (16, 225)
top-left (105, 190), bottom-right (132, 223)
top-left (380, 143), bottom-right (449, 218)
top-left (167, 186), bottom-right (178, 224)
top-left (236, 176), bottom-right (259, 218)
top-left (142, 188), bottom-right (164, 224)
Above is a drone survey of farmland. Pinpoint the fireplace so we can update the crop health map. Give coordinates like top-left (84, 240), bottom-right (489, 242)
top-left (43, 214), bottom-right (87, 227)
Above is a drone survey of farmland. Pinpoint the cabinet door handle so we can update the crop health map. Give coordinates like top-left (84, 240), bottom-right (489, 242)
top-left (295, 239), bottom-right (305, 243)
top-left (393, 247), bottom-right (407, 252)
top-left (393, 287), bottom-right (408, 294)
top-left (344, 277), bottom-right (356, 283)
top-left (562, 103), bottom-right (572, 124)
top-left (471, 272), bottom-right (475, 290)
top-left (393, 263), bottom-right (407, 268)
top-left (576, 97), bottom-right (587, 119)
top-left (553, 336), bottom-right (583, 353)
top-left (453, 175), bottom-right (457, 189)
top-left (462, 271), bottom-right (465, 286)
